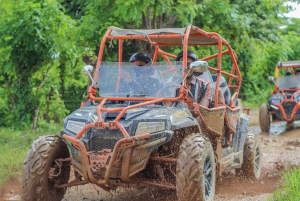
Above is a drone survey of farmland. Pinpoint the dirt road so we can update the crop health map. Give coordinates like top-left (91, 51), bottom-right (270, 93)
top-left (2, 109), bottom-right (300, 201)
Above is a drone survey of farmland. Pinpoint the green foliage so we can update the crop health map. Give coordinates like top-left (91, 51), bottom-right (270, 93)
top-left (0, 0), bottom-right (85, 128)
top-left (75, 0), bottom-right (199, 52)
top-left (270, 167), bottom-right (300, 201)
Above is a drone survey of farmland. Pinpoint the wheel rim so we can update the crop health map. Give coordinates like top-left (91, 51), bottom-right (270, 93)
top-left (203, 155), bottom-right (213, 199)
top-left (48, 158), bottom-right (66, 196)
top-left (254, 145), bottom-right (261, 176)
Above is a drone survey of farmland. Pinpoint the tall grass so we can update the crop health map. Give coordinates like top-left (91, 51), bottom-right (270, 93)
top-left (270, 167), bottom-right (300, 201)
top-left (0, 123), bottom-right (62, 187)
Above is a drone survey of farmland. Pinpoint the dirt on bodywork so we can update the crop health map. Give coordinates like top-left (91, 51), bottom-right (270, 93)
top-left (2, 109), bottom-right (300, 201)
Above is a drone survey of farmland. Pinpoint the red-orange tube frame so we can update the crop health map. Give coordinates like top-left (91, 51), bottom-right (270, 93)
top-left (271, 90), bottom-right (300, 122)
top-left (93, 25), bottom-right (241, 106)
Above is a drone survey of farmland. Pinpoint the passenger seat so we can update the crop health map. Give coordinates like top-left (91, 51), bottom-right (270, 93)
top-left (211, 74), bottom-right (231, 105)
top-left (197, 71), bottom-right (225, 106)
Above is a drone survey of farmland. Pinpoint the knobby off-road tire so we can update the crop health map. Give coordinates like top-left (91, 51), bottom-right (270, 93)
top-left (176, 133), bottom-right (216, 201)
top-left (21, 135), bottom-right (70, 201)
top-left (237, 133), bottom-right (261, 180)
top-left (259, 104), bottom-right (270, 132)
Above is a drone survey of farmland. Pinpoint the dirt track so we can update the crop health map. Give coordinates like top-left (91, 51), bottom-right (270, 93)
top-left (1, 109), bottom-right (300, 201)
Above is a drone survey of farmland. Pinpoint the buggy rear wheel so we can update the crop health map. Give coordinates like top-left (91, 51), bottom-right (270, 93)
top-left (176, 133), bottom-right (216, 201)
top-left (236, 133), bottom-right (261, 179)
top-left (259, 104), bottom-right (270, 132)
top-left (21, 135), bottom-right (70, 201)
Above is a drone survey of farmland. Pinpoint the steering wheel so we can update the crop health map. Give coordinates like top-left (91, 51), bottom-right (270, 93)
top-left (157, 84), bottom-right (181, 97)
top-left (157, 84), bottom-right (194, 100)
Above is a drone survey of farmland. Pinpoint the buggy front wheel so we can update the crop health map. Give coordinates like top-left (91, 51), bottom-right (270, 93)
top-left (176, 133), bottom-right (216, 201)
top-left (259, 104), bottom-right (270, 132)
top-left (21, 135), bottom-right (70, 201)
top-left (236, 133), bottom-right (261, 179)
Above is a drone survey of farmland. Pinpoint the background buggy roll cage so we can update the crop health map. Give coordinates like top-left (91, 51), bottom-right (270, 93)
top-left (274, 60), bottom-right (300, 78)
top-left (272, 60), bottom-right (300, 92)
top-left (267, 60), bottom-right (300, 122)
top-left (91, 25), bottom-right (241, 108)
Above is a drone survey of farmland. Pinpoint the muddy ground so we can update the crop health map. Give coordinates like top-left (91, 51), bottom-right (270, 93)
top-left (1, 108), bottom-right (300, 201)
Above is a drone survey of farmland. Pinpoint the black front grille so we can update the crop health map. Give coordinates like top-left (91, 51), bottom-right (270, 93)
top-left (282, 102), bottom-right (297, 119)
top-left (91, 132), bottom-right (124, 151)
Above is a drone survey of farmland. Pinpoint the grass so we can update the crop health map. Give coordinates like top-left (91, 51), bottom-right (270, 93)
top-left (242, 100), bottom-right (262, 109)
top-left (269, 167), bottom-right (300, 201)
top-left (0, 124), bottom-right (62, 188)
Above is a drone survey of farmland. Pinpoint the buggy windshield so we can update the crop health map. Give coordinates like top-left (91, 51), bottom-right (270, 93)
top-left (96, 62), bottom-right (184, 98)
top-left (276, 75), bottom-right (300, 90)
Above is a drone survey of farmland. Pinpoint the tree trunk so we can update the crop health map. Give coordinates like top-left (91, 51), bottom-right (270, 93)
top-left (142, 12), bottom-right (148, 29)
top-left (152, 1), bottom-right (157, 29)
top-left (165, 15), bottom-right (178, 27)
top-left (158, 15), bottom-right (163, 29)
top-left (44, 86), bottom-right (53, 122)
top-left (32, 106), bottom-right (39, 131)
top-left (147, 7), bottom-right (151, 29)
top-left (32, 67), bottom-right (50, 130)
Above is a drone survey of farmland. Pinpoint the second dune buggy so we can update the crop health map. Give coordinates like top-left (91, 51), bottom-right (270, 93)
top-left (259, 60), bottom-right (300, 134)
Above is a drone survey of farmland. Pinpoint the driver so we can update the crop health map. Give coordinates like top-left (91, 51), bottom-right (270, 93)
top-left (119, 52), bottom-right (162, 96)
top-left (175, 50), bottom-right (213, 107)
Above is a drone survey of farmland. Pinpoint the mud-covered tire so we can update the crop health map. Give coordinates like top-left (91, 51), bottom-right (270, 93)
top-left (237, 133), bottom-right (261, 180)
top-left (259, 104), bottom-right (270, 132)
top-left (176, 133), bottom-right (216, 201)
top-left (21, 135), bottom-right (70, 201)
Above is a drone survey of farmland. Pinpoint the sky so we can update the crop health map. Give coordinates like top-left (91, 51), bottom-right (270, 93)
top-left (284, 2), bottom-right (300, 18)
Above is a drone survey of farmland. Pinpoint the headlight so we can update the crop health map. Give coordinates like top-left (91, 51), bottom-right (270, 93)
top-left (135, 122), bottom-right (165, 136)
top-left (270, 93), bottom-right (283, 104)
top-left (270, 99), bottom-right (281, 104)
top-left (66, 120), bottom-right (86, 137)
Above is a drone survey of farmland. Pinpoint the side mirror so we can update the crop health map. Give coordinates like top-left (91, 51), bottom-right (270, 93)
top-left (83, 65), bottom-right (94, 75)
top-left (184, 61), bottom-right (208, 81)
top-left (189, 61), bottom-right (208, 73)
top-left (184, 61), bottom-right (208, 82)
top-left (268, 76), bottom-right (275, 85)
top-left (83, 65), bottom-right (95, 85)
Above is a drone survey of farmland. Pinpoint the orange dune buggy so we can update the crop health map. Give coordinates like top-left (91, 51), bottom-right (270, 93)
top-left (21, 25), bottom-right (261, 201)
top-left (259, 60), bottom-right (300, 134)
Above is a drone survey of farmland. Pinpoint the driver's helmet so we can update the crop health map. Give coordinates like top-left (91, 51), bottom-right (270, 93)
top-left (175, 50), bottom-right (198, 62)
top-left (130, 52), bottom-right (154, 78)
top-left (130, 52), bottom-right (152, 64)
top-left (176, 50), bottom-right (202, 76)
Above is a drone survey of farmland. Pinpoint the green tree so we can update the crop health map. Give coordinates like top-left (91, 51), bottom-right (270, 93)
top-left (0, 0), bottom-right (83, 129)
